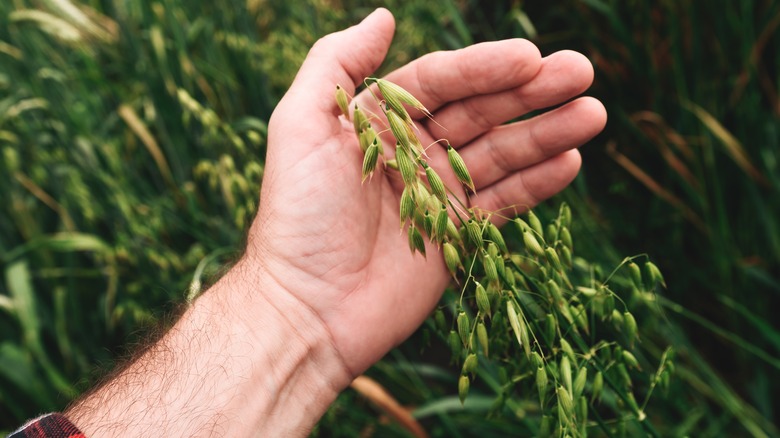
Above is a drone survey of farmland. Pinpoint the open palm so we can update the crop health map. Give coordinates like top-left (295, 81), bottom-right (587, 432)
top-left (247, 9), bottom-right (606, 376)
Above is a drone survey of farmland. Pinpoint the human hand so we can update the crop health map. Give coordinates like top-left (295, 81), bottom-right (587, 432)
top-left (61, 9), bottom-right (607, 437)
top-left (245, 8), bottom-right (606, 378)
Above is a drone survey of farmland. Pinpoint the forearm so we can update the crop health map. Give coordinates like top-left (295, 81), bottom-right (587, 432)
top-left (65, 258), bottom-right (351, 437)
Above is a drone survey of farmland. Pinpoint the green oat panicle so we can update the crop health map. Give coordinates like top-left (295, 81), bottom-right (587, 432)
top-left (340, 80), bottom-right (667, 434)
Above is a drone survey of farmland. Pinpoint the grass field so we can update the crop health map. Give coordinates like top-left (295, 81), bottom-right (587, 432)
top-left (1, 0), bottom-right (779, 436)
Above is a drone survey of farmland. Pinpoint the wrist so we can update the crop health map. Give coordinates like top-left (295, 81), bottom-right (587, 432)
top-left (67, 255), bottom-right (351, 437)
top-left (203, 256), bottom-right (353, 434)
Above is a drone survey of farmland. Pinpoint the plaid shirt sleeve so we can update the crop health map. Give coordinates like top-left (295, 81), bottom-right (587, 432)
top-left (8, 413), bottom-right (86, 438)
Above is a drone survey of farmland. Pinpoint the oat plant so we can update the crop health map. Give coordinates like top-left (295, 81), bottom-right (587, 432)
top-left (337, 79), bottom-right (672, 437)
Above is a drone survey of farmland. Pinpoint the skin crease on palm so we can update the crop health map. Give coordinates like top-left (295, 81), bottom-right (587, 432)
top-left (247, 8), bottom-right (607, 377)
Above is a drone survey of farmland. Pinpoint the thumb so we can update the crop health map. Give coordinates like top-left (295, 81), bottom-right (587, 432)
top-left (280, 8), bottom-right (395, 118)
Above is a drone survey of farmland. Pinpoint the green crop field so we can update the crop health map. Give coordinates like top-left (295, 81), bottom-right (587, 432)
top-left (1, 0), bottom-right (778, 436)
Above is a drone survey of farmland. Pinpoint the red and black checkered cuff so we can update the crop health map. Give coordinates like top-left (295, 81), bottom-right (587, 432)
top-left (9, 413), bottom-right (86, 438)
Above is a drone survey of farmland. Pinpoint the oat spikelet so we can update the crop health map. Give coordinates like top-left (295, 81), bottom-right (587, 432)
top-left (458, 375), bottom-right (470, 405)
top-left (477, 322), bottom-right (489, 357)
top-left (462, 353), bottom-right (478, 376)
top-left (424, 164), bottom-right (447, 203)
top-left (353, 104), bottom-right (368, 132)
top-left (361, 141), bottom-right (379, 182)
top-left (335, 85), bottom-right (350, 120)
top-left (396, 145), bottom-right (418, 185)
top-left (447, 145), bottom-right (475, 192)
top-left (366, 77), bottom-right (433, 120)
top-left (475, 282), bottom-right (491, 316)
top-left (443, 242), bottom-right (462, 276)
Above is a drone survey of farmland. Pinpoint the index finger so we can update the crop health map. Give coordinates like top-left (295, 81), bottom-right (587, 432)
top-left (356, 39), bottom-right (542, 118)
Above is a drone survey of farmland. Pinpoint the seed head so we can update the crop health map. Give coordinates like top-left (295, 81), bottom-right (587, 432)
top-left (425, 165), bottom-right (447, 203)
top-left (644, 261), bottom-right (666, 288)
top-left (507, 301), bottom-right (523, 350)
top-left (559, 202), bottom-right (572, 228)
top-left (462, 353), bottom-right (478, 376)
top-left (560, 356), bottom-right (573, 397)
top-left (545, 247), bottom-right (564, 272)
top-left (628, 261), bottom-right (643, 289)
top-left (523, 229), bottom-right (545, 258)
top-left (556, 386), bottom-right (574, 418)
top-left (423, 210), bottom-right (434, 237)
top-left (361, 142), bottom-right (379, 182)
top-left (546, 223), bottom-right (559, 243)
top-left (545, 313), bottom-right (556, 342)
top-left (547, 279), bottom-right (563, 303)
top-left (434, 204), bottom-right (448, 243)
top-left (573, 367), bottom-right (587, 400)
top-left (445, 218), bottom-right (461, 242)
top-left (353, 104), bottom-right (368, 132)
top-left (335, 84), bottom-right (350, 120)
top-left (457, 311), bottom-right (470, 347)
top-left (466, 219), bottom-right (483, 248)
top-left (399, 187), bottom-right (415, 226)
top-left (373, 77), bottom-right (433, 119)
top-left (443, 242), bottom-right (462, 276)
top-left (514, 218), bottom-right (530, 233)
top-left (408, 225), bottom-right (426, 257)
top-left (482, 252), bottom-right (499, 283)
top-left (396, 145), bottom-right (418, 185)
top-left (527, 210), bottom-right (544, 237)
top-left (591, 371), bottom-right (603, 403)
top-left (560, 226), bottom-right (573, 251)
top-left (477, 321), bottom-right (489, 357)
top-left (434, 308), bottom-right (447, 332)
top-left (447, 146), bottom-right (475, 192)
top-left (560, 338), bottom-right (576, 363)
top-left (623, 350), bottom-right (640, 369)
top-left (386, 108), bottom-right (415, 151)
top-left (536, 366), bottom-right (548, 404)
top-left (458, 375), bottom-right (470, 405)
top-left (475, 282), bottom-right (491, 316)
top-left (530, 351), bottom-right (544, 369)
top-left (448, 330), bottom-right (462, 359)
top-left (560, 245), bottom-right (573, 268)
top-left (486, 223), bottom-right (507, 253)
top-left (623, 311), bottom-right (638, 342)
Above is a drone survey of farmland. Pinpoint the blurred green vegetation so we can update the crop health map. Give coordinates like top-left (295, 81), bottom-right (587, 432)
top-left (1, 0), bottom-right (778, 436)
